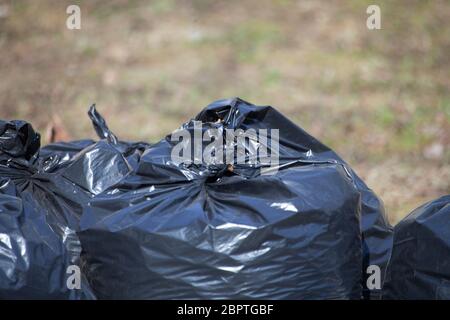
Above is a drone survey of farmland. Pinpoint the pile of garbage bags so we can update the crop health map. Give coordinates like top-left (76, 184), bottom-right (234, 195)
top-left (0, 97), bottom-right (446, 299)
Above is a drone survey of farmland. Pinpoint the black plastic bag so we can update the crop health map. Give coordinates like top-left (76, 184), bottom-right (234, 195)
top-left (0, 105), bottom-right (150, 299)
top-left (383, 195), bottom-right (450, 299)
top-left (0, 119), bottom-right (99, 299)
top-left (0, 107), bottom-right (124, 299)
top-left (1, 99), bottom-right (392, 299)
top-left (0, 177), bottom-right (92, 299)
top-left (77, 98), bottom-right (392, 299)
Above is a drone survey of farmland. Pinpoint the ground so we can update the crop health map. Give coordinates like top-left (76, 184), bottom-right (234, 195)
top-left (0, 0), bottom-right (448, 224)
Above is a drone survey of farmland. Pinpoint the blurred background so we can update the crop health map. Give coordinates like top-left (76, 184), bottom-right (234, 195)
top-left (0, 0), bottom-right (448, 224)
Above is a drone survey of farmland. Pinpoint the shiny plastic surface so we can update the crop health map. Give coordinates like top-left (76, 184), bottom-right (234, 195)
top-left (1, 98), bottom-right (393, 299)
top-left (0, 120), bottom-right (95, 299)
top-left (383, 195), bottom-right (450, 299)
top-left (77, 98), bottom-right (392, 299)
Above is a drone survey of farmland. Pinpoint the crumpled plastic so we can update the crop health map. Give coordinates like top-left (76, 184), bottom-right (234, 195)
top-left (0, 98), bottom-right (393, 299)
top-left (0, 104), bottom-right (151, 299)
top-left (383, 195), bottom-right (450, 299)
top-left (77, 98), bottom-right (392, 299)
top-left (0, 130), bottom-right (86, 298)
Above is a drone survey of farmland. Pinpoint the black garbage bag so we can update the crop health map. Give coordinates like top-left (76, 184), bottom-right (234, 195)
top-left (39, 106), bottom-right (148, 174)
top-left (0, 109), bottom-right (142, 298)
top-left (0, 105), bottom-right (150, 299)
top-left (0, 178), bottom-right (93, 299)
top-left (383, 195), bottom-right (450, 299)
top-left (77, 97), bottom-right (392, 299)
top-left (0, 119), bottom-right (97, 299)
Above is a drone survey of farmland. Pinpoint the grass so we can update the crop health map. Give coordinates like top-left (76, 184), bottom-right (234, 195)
top-left (0, 0), bottom-right (448, 224)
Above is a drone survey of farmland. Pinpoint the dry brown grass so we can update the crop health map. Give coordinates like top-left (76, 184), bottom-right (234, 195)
top-left (0, 0), bottom-right (449, 224)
